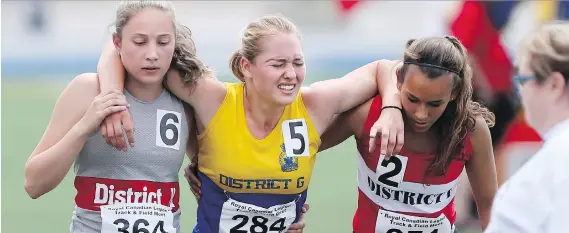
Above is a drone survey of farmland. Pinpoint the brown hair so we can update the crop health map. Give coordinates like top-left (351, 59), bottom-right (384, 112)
top-left (522, 20), bottom-right (569, 83)
top-left (114, 1), bottom-right (211, 86)
top-left (229, 14), bottom-right (299, 81)
top-left (400, 36), bottom-right (496, 176)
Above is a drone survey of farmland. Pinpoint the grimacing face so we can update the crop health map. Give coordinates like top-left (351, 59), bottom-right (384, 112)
top-left (398, 65), bottom-right (455, 133)
top-left (245, 33), bottom-right (306, 106)
top-left (114, 7), bottom-right (176, 85)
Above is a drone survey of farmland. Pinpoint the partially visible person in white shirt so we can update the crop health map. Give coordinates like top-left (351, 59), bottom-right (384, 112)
top-left (484, 20), bottom-right (569, 233)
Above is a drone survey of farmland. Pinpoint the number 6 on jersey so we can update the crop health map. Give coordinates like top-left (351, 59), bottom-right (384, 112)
top-left (281, 119), bottom-right (309, 157)
top-left (156, 109), bottom-right (182, 150)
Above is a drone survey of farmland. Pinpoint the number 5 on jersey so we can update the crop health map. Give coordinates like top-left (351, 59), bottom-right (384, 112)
top-left (281, 119), bottom-right (309, 157)
top-left (156, 109), bottom-right (182, 150)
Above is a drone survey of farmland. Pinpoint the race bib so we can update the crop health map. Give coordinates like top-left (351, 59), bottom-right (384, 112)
top-left (282, 119), bottom-right (310, 157)
top-left (219, 198), bottom-right (297, 233)
top-left (101, 202), bottom-right (176, 233)
top-left (376, 154), bottom-right (408, 189)
top-left (376, 209), bottom-right (453, 233)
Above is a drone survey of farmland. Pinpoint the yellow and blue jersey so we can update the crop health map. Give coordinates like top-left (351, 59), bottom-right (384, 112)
top-left (193, 82), bottom-right (321, 233)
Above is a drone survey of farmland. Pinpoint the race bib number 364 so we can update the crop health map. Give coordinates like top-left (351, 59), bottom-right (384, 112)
top-left (101, 203), bottom-right (176, 233)
top-left (219, 198), bottom-right (297, 233)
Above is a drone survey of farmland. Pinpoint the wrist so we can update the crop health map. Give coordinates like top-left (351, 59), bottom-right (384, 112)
top-left (381, 105), bottom-right (403, 114)
top-left (382, 91), bottom-right (401, 108)
top-left (101, 84), bottom-right (123, 94)
top-left (71, 121), bottom-right (92, 141)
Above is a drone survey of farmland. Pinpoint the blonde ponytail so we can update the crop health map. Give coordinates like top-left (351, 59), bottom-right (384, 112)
top-left (229, 50), bottom-right (245, 82)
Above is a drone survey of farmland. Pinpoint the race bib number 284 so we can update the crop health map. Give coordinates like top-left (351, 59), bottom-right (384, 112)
top-left (101, 203), bottom-right (176, 233)
top-left (219, 199), bottom-right (297, 233)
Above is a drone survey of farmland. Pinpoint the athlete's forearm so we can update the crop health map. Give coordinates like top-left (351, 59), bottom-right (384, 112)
top-left (24, 125), bottom-right (89, 199)
top-left (376, 60), bottom-right (401, 109)
top-left (97, 41), bottom-right (125, 93)
top-left (478, 206), bottom-right (491, 230)
top-left (319, 113), bottom-right (352, 152)
top-left (307, 60), bottom-right (380, 115)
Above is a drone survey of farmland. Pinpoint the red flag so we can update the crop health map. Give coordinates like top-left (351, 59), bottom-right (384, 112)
top-left (337, 0), bottom-right (362, 14)
top-left (450, 1), bottom-right (516, 95)
top-left (501, 113), bottom-right (541, 144)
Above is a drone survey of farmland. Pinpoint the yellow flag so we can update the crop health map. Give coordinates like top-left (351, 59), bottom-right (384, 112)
top-left (538, 0), bottom-right (558, 23)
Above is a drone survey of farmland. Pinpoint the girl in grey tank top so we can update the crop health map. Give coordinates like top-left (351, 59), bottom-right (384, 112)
top-left (24, 1), bottom-right (208, 233)
top-left (71, 89), bottom-right (189, 233)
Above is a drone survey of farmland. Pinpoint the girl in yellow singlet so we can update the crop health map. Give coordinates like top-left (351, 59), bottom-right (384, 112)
top-left (97, 14), bottom-right (405, 233)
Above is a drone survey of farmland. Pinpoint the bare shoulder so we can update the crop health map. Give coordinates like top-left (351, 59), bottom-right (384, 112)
top-left (472, 116), bottom-right (491, 138)
top-left (50, 72), bottom-right (102, 124)
top-left (71, 72), bottom-right (98, 86)
top-left (39, 72), bottom-right (100, 136)
top-left (196, 71), bottom-right (226, 90)
top-left (201, 72), bottom-right (227, 98)
top-left (300, 86), bottom-right (316, 107)
top-left (166, 70), bottom-right (226, 104)
top-left (300, 85), bottom-right (331, 114)
top-left (300, 84), bottom-right (336, 126)
top-left (26, 73), bottom-right (100, 161)
top-left (63, 73), bottom-right (100, 98)
top-left (470, 116), bottom-right (493, 150)
top-left (66, 72), bottom-right (99, 92)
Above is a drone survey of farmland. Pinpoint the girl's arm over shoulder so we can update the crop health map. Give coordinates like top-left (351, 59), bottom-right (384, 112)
top-left (165, 70), bottom-right (226, 130)
top-left (24, 73), bottom-right (128, 199)
top-left (302, 60), bottom-right (404, 156)
top-left (96, 41), bottom-right (131, 150)
top-left (302, 60), bottom-right (392, 122)
top-left (466, 116), bottom-right (498, 230)
top-left (182, 103), bottom-right (198, 159)
top-left (318, 113), bottom-right (353, 153)
top-left (319, 98), bottom-right (374, 152)
top-left (98, 41), bottom-right (125, 93)
top-left (96, 41), bottom-right (227, 146)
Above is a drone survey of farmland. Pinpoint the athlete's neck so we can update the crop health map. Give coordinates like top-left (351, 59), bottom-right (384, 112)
top-left (243, 84), bottom-right (285, 139)
top-left (125, 75), bottom-right (164, 102)
top-left (403, 122), bottom-right (439, 154)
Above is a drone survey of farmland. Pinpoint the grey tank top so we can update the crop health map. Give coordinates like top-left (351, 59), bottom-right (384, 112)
top-left (70, 89), bottom-right (189, 233)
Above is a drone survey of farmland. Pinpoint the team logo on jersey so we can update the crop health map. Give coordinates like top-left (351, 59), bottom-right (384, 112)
top-left (279, 143), bottom-right (298, 172)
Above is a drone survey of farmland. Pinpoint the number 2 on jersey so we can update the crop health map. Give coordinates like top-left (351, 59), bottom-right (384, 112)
top-left (155, 109), bottom-right (182, 150)
top-left (281, 119), bottom-right (309, 157)
top-left (376, 154), bottom-right (408, 188)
